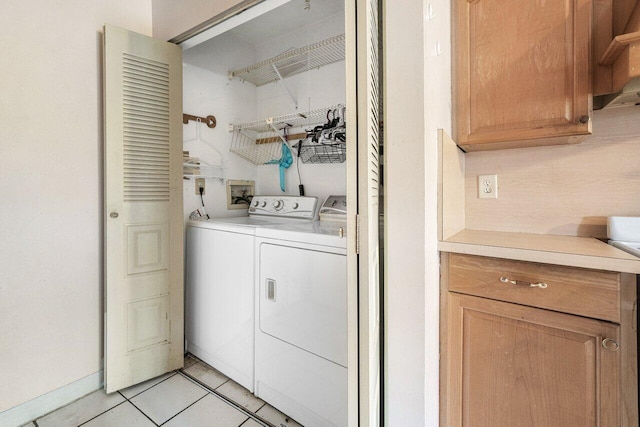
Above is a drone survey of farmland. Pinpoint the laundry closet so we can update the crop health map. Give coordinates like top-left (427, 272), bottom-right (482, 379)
top-left (181, 0), bottom-right (346, 219)
top-left (179, 1), bottom-right (348, 426)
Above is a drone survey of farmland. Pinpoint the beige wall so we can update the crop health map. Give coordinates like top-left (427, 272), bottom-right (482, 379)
top-left (152, 0), bottom-right (254, 41)
top-left (465, 107), bottom-right (640, 238)
top-left (0, 0), bottom-right (152, 412)
top-left (0, 0), bottom-right (448, 422)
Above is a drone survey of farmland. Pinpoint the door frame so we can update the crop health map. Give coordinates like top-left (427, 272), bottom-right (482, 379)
top-left (173, 1), bottom-right (371, 425)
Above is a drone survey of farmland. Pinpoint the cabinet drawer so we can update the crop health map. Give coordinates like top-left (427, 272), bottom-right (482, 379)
top-left (446, 253), bottom-right (621, 323)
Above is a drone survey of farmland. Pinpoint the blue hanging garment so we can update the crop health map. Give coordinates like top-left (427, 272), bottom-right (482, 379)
top-left (278, 143), bottom-right (293, 192)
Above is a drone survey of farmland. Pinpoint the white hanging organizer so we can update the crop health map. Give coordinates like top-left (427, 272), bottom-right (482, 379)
top-left (183, 156), bottom-right (225, 182)
top-left (183, 117), bottom-right (226, 182)
top-left (229, 105), bottom-right (346, 165)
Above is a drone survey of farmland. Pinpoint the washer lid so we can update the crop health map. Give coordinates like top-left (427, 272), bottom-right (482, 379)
top-left (187, 216), bottom-right (280, 234)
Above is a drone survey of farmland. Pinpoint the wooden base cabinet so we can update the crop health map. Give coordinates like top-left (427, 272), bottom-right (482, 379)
top-left (440, 253), bottom-right (638, 427)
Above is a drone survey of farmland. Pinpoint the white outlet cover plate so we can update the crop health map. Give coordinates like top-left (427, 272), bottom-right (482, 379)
top-left (478, 174), bottom-right (498, 199)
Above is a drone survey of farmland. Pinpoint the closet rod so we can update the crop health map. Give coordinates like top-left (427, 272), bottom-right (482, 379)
top-left (256, 132), bottom-right (307, 145)
top-left (183, 113), bottom-right (217, 128)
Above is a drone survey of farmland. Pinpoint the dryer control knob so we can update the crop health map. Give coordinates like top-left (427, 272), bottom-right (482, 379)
top-left (273, 200), bottom-right (283, 210)
top-left (253, 200), bottom-right (259, 207)
top-left (293, 203), bottom-right (299, 209)
top-left (261, 201), bottom-right (267, 207)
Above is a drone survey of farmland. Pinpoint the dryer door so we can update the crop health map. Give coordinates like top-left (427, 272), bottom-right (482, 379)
top-left (258, 242), bottom-right (347, 367)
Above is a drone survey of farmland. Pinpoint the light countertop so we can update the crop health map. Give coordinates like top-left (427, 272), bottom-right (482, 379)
top-left (439, 229), bottom-right (640, 274)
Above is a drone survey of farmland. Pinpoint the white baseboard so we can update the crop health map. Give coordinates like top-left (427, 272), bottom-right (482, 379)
top-left (0, 371), bottom-right (103, 427)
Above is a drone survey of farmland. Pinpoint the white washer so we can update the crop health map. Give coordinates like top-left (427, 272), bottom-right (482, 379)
top-left (186, 217), bottom-right (262, 392)
top-left (185, 196), bottom-right (319, 393)
top-left (254, 219), bottom-right (348, 427)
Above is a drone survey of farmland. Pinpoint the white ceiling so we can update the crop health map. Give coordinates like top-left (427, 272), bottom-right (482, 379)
top-left (229, 0), bottom-right (344, 46)
top-left (182, 0), bottom-right (345, 74)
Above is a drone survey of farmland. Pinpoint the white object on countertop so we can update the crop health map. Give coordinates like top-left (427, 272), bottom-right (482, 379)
top-left (607, 216), bottom-right (640, 242)
top-left (609, 240), bottom-right (640, 258)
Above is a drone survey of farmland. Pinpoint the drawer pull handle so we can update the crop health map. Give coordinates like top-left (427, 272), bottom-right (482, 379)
top-left (602, 338), bottom-right (619, 351)
top-left (500, 277), bottom-right (548, 289)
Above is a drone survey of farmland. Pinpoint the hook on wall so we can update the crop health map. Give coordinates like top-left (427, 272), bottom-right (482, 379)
top-left (183, 114), bottom-right (217, 128)
top-left (427, 3), bottom-right (437, 20)
top-left (435, 41), bottom-right (443, 56)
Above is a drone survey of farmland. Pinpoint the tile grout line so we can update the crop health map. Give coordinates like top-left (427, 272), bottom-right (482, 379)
top-left (178, 370), bottom-right (273, 427)
top-left (121, 372), bottom-right (178, 400)
top-left (77, 400), bottom-right (130, 426)
top-left (215, 378), bottom-right (231, 389)
top-left (126, 398), bottom-right (160, 426)
top-left (157, 393), bottom-right (208, 426)
top-left (116, 375), bottom-right (182, 427)
top-left (238, 415), bottom-right (261, 427)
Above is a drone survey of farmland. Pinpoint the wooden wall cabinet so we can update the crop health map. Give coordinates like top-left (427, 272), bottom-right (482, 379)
top-left (452, 0), bottom-right (593, 151)
top-left (440, 253), bottom-right (638, 426)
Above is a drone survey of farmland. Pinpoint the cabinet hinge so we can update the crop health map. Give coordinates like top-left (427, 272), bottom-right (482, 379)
top-left (356, 214), bottom-right (361, 255)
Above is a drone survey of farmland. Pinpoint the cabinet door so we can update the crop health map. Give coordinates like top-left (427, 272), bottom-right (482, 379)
top-left (443, 293), bottom-right (620, 427)
top-left (453, 0), bottom-right (592, 151)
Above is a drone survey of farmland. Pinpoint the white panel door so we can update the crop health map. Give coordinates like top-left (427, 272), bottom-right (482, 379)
top-left (346, 0), bottom-right (382, 424)
top-left (355, 0), bottom-right (381, 425)
top-left (103, 25), bottom-right (184, 393)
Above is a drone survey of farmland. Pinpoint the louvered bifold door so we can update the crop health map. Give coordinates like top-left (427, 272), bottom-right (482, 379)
top-left (103, 25), bottom-right (183, 393)
top-left (356, 0), bottom-right (381, 425)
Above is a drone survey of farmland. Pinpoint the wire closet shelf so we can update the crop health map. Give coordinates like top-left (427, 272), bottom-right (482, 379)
top-left (228, 34), bottom-right (345, 87)
top-left (230, 105), bottom-right (346, 165)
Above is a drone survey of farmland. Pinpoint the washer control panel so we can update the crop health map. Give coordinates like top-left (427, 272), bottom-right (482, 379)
top-left (249, 196), bottom-right (318, 219)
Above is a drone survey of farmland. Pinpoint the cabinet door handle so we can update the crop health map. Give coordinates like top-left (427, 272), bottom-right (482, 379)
top-left (500, 277), bottom-right (548, 289)
top-left (602, 338), bottom-right (620, 351)
top-left (578, 115), bottom-right (590, 124)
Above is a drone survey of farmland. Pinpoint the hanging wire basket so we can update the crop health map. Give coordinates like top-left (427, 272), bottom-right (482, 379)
top-left (229, 104), bottom-right (346, 165)
top-left (230, 128), bottom-right (283, 165)
top-left (298, 142), bottom-right (346, 164)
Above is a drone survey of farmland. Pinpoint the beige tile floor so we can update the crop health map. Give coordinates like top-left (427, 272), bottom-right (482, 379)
top-left (25, 354), bottom-right (303, 427)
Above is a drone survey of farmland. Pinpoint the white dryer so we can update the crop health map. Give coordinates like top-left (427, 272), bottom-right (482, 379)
top-left (254, 219), bottom-right (348, 427)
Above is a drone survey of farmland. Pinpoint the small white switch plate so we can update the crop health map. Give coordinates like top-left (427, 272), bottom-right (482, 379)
top-left (478, 174), bottom-right (498, 199)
